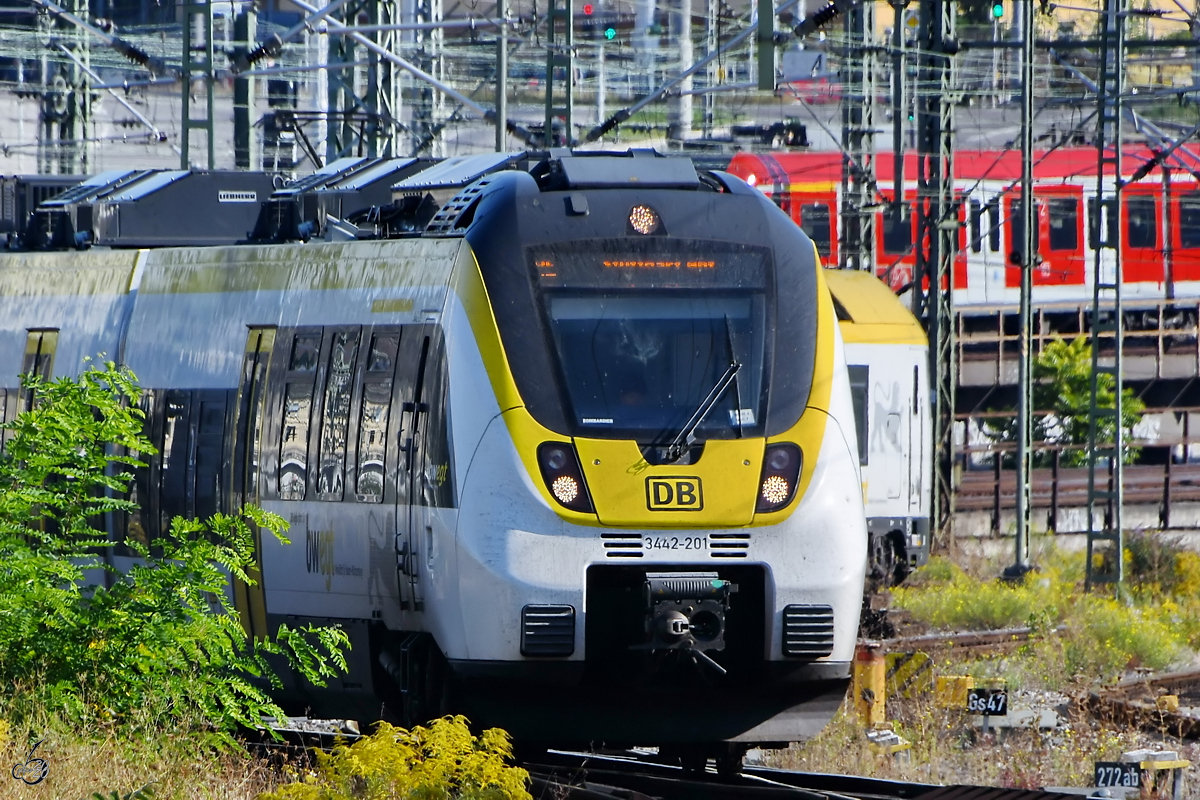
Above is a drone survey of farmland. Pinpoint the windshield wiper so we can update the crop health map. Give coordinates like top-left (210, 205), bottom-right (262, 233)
top-left (664, 359), bottom-right (741, 463)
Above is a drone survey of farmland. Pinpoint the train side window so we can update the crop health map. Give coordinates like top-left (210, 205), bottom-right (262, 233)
top-left (969, 199), bottom-right (982, 253)
top-left (848, 365), bottom-right (868, 466)
top-left (420, 334), bottom-right (456, 509)
top-left (159, 391), bottom-right (190, 532)
top-left (278, 329), bottom-right (322, 501)
top-left (986, 198), bottom-right (1001, 252)
top-left (317, 329), bottom-right (361, 500)
top-left (1048, 197), bottom-right (1078, 251)
top-left (280, 384), bottom-right (314, 500)
top-left (882, 204), bottom-right (912, 255)
top-left (357, 332), bottom-right (400, 502)
top-left (21, 329), bottom-right (58, 411)
top-left (799, 203), bottom-right (832, 257)
top-left (912, 365), bottom-right (920, 415)
top-left (1182, 192), bottom-right (1200, 248)
top-left (290, 333), bottom-right (321, 371)
top-left (1127, 196), bottom-right (1157, 248)
top-left (194, 394), bottom-right (227, 521)
top-left (1008, 199), bottom-right (1040, 262)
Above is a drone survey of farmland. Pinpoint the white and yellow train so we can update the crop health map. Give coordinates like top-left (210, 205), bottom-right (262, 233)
top-left (825, 271), bottom-right (931, 591)
top-left (0, 152), bottom-right (870, 762)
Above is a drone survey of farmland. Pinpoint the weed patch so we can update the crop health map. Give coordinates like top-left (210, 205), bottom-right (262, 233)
top-left (260, 716), bottom-right (531, 800)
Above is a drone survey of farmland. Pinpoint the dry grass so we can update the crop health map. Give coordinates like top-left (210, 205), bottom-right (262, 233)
top-left (0, 722), bottom-right (298, 800)
top-left (771, 691), bottom-right (1200, 796)
top-left (768, 538), bottom-right (1200, 797)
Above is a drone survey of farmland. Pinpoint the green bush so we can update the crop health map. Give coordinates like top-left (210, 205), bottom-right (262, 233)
top-left (893, 549), bottom-right (1193, 682)
top-left (1065, 597), bottom-right (1185, 676)
top-left (981, 337), bottom-right (1144, 466)
top-left (260, 716), bottom-right (531, 800)
top-left (891, 563), bottom-right (1059, 630)
top-left (0, 362), bottom-right (348, 739)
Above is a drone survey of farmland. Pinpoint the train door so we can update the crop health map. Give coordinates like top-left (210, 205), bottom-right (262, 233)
top-left (1040, 187), bottom-right (1085, 287)
top-left (1122, 189), bottom-right (1162, 283)
top-left (1004, 194), bottom-right (1041, 288)
top-left (1174, 187), bottom-right (1200, 283)
top-left (907, 361), bottom-right (923, 514)
top-left (394, 327), bottom-right (434, 612)
top-left (230, 327), bottom-right (276, 638)
top-left (876, 191), bottom-right (917, 290)
top-left (393, 326), bottom-right (454, 614)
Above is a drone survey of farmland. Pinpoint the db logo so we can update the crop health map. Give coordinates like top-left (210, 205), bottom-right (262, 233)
top-left (646, 477), bottom-right (704, 511)
top-left (11, 740), bottom-right (48, 785)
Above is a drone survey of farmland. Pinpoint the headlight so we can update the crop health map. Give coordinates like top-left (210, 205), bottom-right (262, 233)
top-left (756, 443), bottom-right (802, 513)
top-left (537, 442), bottom-right (594, 513)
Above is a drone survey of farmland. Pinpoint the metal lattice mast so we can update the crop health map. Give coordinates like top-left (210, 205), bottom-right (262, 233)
top-left (839, 0), bottom-right (875, 272)
top-left (544, 0), bottom-right (574, 146)
top-left (916, 0), bottom-right (956, 545)
top-left (326, 0), bottom-right (403, 160)
top-left (1085, 0), bottom-right (1126, 591)
top-left (703, 0), bottom-right (718, 136)
top-left (412, 0), bottom-right (444, 155)
top-left (373, 0), bottom-right (403, 156)
top-left (181, 0), bottom-right (216, 169)
top-left (37, 0), bottom-right (91, 174)
top-left (1012, 0), bottom-right (1035, 574)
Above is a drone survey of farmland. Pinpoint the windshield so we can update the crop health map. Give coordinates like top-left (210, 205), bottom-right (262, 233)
top-left (544, 293), bottom-right (767, 440)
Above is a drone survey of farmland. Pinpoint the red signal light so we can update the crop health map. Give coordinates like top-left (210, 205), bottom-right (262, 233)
top-left (583, 3), bottom-right (594, 13)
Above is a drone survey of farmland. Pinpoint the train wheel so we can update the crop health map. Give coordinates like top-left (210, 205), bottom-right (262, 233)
top-left (714, 744), bottom-right (748, 777)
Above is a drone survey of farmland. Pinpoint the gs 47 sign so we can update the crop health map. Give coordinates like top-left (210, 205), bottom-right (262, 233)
top-left (966, 688), bottom-right (1008, 715)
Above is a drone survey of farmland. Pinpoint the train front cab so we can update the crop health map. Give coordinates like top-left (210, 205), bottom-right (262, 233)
top-left (443, 160), bottom-right (868, 748)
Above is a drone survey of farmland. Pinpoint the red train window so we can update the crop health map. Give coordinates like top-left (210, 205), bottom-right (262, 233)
top-left (1126, 196), bottom-right (1157, 249)
top-left (1181, 192), bottom-right (1200, 248)
top-left (1048, 198), bottom-right (1078, 251)
top-left (799, 203), bottom-right (832, 257)
top-left (882, 203), bottom-right (912, 255)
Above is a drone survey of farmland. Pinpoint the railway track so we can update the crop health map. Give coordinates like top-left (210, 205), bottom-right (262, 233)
top-left (524, 750), bottom-right (1085, 800)
top-left (256, 722), bottom-right (1093, 800)
top-left (1090, 667), bottom-right (1200, 740)
top-left (956, 463), bottom-right (1200, 512)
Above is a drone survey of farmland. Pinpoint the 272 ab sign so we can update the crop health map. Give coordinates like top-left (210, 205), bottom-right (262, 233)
top-left (1094, 762), bottom-right (1140, 789)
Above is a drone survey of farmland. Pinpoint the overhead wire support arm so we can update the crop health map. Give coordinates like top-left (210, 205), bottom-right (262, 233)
top-left (287, 0), bottom-right (535, 145)
top-left (584, 0), bottom-right (849, 143)
top-left (1049, 49), bottom-right (1200, 179)
top-left (32, 0), bottom-right (174, 75)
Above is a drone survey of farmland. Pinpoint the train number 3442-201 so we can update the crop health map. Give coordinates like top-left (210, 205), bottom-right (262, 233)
top-left (643, 536), bottom-right (708, 551)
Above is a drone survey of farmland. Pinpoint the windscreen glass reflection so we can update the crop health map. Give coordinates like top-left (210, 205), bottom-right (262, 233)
top-left (545, 294), bottom-right (766, 439)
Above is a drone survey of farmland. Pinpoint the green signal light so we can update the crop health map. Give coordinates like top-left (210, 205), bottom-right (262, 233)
top-left (991, 2), bottom-right (1004, 17)
top-left (604, 26), bottom-right (616, 39)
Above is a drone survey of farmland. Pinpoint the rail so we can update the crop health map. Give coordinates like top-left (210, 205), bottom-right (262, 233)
top-left (956, 298), bottom-right (1200, 392)
top-left (525, 750), bottom-right (1090, 800)
top-left (957, 461), bottom-right (1200, 531)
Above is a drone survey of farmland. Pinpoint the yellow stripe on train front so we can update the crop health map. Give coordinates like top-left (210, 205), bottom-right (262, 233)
top-left (576, 438), bottom-right (763, 527)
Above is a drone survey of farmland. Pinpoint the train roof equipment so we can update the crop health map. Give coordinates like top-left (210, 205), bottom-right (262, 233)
top-left (248, 157), bottom-right (436, 243)
top-left (823, 268), bottom-right (927, 346)
top-left (0, 173), bottom-right (88, 237)
top-left (23, 169), bottom-right (274, 250)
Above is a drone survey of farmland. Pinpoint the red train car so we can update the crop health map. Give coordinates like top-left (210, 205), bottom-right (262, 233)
top-left (727, 148), bottom-right (1200, 309)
